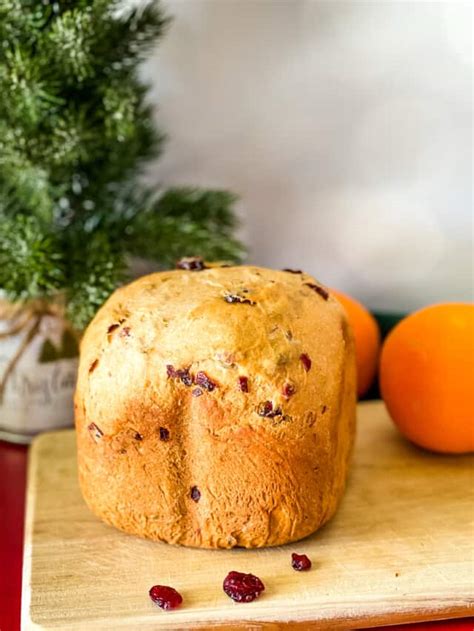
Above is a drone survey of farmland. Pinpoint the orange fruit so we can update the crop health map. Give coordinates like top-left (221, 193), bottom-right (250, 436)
top-left (380, 303), bottom-right (474, 454)
top-left (332, 289), bottom-right (381, 397)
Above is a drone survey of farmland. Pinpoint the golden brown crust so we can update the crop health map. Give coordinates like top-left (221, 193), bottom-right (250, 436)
top-left (75, 265), bottom-right (356, 548)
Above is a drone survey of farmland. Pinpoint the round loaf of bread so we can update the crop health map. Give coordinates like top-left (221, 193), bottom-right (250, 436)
top-left (75, 263), bottom-right (356, 548)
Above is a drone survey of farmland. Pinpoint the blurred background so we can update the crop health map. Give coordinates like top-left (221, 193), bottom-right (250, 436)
top-left (142, 0), bottom-right (473, 312)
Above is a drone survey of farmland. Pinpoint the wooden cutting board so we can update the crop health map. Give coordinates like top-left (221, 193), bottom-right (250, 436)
top-left (22, 401), bottom-right (473, 630)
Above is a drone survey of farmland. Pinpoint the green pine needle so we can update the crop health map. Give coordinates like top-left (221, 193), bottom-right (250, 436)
top-left (0, 215), bottom-right (65, 300)
top-left (65, 231), bottom-right (127, 329)
top-left (127, 188), bottom-right (244, 265)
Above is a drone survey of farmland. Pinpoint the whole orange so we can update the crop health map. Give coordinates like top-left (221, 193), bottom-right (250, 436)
top-left (380, 303), bottom-right (474, 454)
top-left (332, 289), bottom-right (381, 397)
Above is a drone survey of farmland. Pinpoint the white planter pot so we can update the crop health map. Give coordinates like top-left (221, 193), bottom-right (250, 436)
top-left (0, 297), bottom-right (79, 443)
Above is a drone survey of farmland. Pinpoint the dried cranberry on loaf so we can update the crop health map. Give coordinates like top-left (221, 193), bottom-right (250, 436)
top-left (75, 264), bottom-right (356, 548)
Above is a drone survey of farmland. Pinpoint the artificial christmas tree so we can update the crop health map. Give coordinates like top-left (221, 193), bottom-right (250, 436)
top-left (0, 0), bottom-right (243, 440)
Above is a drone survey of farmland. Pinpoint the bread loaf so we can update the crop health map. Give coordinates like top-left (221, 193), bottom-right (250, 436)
top-left (75, 262), bottom-right (356, 548)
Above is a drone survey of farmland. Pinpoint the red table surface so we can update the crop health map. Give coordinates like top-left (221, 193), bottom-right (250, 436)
top-left (0, 440), bottom-right (472, 631)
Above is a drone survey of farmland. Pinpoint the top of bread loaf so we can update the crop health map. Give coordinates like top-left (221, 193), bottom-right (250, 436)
top-left (78, 261), bottom-right (349, 440)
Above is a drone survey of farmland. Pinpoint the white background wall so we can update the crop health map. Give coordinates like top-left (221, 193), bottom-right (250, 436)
top-left (142, 0), bottom-right (473, 312)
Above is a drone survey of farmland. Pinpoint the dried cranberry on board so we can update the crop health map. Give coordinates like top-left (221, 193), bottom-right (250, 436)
top-left (291, 553), bottom-right (312, 571)
top-left (149, 585), bottom-right (183, 610)
top-left (223, 571), bottom-right (265, 603)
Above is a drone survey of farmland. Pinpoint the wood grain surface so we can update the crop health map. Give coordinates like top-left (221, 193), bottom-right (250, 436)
top-left (22, 401), bottom-right (474, 630)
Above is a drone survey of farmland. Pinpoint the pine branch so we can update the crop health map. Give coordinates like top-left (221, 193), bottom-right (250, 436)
top-left (93, 1), bottom-right (170, 70)
top-left (65, 231), bottom-right (127, 330)
top-left (127, 188), bottom-right (245, 266)
top-left (0, 215), bottom-right (65, 301)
